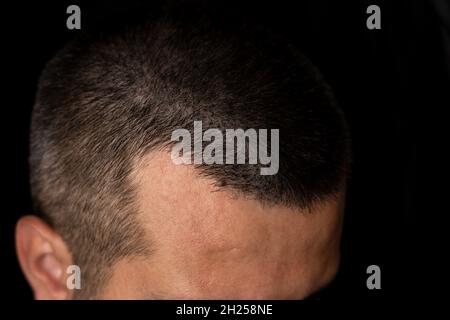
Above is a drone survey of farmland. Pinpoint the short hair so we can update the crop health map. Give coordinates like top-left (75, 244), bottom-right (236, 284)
top-left (30, 12), bottom-right (351, 298)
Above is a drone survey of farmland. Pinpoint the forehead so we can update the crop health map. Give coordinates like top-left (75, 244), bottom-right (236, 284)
top-left (128, 151), bottom-right (344, 299)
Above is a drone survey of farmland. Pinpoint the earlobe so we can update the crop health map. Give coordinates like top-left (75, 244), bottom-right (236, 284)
top-left (15, 215), bottom-right (73, 300)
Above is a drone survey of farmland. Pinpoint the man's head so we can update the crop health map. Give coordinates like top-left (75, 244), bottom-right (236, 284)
top-left (16, 15), bottom-right (351, 299)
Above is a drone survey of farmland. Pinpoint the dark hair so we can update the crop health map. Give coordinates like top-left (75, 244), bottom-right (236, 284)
top-left (30, 12), bottom-right (351, 298)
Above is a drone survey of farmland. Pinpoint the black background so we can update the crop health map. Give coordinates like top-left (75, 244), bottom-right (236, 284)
top-left (1, 0), bottom-right (447, 301)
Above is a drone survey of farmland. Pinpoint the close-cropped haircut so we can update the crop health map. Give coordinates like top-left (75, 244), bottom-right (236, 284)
top-left (30, 11), bottom-right (351, 298)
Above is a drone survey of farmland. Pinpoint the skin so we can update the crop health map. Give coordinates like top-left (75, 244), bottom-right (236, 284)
top-left (16, 151), bottom-right (345, 300)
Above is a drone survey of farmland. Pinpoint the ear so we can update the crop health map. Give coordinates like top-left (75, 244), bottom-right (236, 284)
top-left (16, 215), bottom-right (74, 300)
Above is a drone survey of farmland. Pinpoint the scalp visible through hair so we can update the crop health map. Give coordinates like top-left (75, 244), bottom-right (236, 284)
top-left (29, 14), bottom-right (351, 298)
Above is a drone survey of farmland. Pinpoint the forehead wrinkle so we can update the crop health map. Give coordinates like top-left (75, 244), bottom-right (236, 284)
top-left (129, 150), bottom-right (343, 298)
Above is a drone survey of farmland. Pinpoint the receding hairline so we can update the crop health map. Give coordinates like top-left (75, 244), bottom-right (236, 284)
top-left (131, 149), bottom-right (347, 216)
